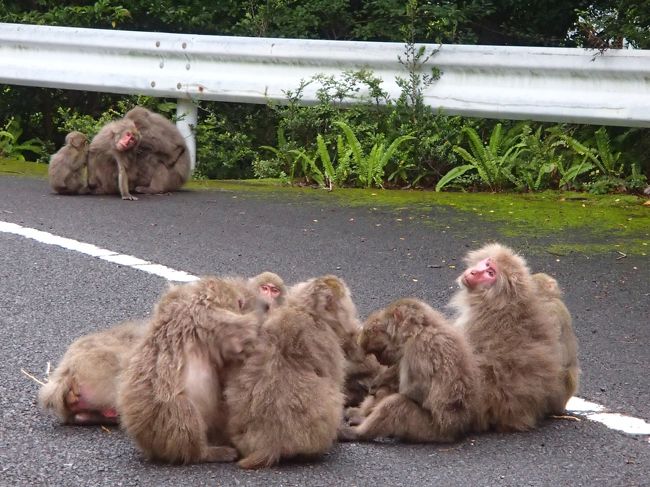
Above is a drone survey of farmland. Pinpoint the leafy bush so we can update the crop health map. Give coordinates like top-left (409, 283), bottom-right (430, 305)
top-left (437, 123), bottom-right (525, 192)
top-left (334, 121), bottom-right (414, 188)
top-left (0, 118), bottom-right (46, 161)
top-left (195, 112), bottom-right (257, 180)
top-left (2, 0), bottom-right (648, 194)
top-left (560, 126), bottom-right (647, 193)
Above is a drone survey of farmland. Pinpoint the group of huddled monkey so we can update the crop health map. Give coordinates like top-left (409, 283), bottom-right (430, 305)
top-left (38, 242), bottom-right (579, 469)
top-left (47, 106), bottom-right (191, 201)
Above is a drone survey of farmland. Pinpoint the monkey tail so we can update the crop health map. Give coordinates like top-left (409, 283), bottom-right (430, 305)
top-left (237, 450), bottom-right (280, 470)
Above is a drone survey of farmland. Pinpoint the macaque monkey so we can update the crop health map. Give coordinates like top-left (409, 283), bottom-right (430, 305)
top-left (532, 272), bottom-right (580, 410)
top-left (117, 277), bottom-right (264, 464)
top-left (38, 320), bottom-right (149, 425)
top-left (37, 274), bottom-right (278, 429)
top-left (248, 271), bottom-right (286, 310)
top-left (450, 243), bottom-right (565, 433)
top-left (339, 298), bottom-right (479, 443)
top-left (124, 106), bottom-right (191, 194)
top-left (48, 131), bottom-right (89, 195)
top-left (87, 119), bottom-right (141, 200)
top-left (225, 275), bottom-right (361, 469)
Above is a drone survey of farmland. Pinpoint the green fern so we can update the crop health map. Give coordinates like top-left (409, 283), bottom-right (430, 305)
top-left (334, 121), bottom-right (414, 188)
top-left (438, 123), bottom-right (525, 191)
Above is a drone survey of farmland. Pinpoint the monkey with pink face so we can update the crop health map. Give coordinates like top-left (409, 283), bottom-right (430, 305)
top-left (87, 119), bottom-right (141, 200)
top-left (450, 242), bottom-right (567, 432)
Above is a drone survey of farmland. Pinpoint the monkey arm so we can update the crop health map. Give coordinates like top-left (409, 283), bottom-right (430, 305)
top-left (396, 339), bottom-right (436, 405)
top-left (114, 155), bottom-right (138, 201)
top-left (369, 364), bottom-right (399, 394)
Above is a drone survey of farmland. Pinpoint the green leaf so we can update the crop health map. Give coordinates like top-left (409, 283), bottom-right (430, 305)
top-left (435, 164), bottom-right (476, 192)
top-left (379, 135), bottom-right (415, 168)
top-left (316, 134), bottom-right (335, 187)
top-left (334, 121), bottom-right (364, 167)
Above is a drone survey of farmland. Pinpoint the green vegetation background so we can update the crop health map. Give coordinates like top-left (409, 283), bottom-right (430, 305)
top-left (1, 1), bottom-right (649, 253)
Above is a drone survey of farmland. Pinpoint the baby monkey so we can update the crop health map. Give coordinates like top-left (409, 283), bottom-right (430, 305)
top-left (48, 131), bottom-right (89, 195)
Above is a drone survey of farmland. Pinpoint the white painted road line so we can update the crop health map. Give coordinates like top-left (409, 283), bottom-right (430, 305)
top-left (1, 220), bottom-right (649, 440)
top-left (0, 220), bottom-right (198, 282)
top-left (566, 397), bottom-right (650, 436)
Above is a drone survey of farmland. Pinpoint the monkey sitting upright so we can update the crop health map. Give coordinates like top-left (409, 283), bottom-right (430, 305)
top-left (532, 272), bottom-right (580, 411)
top-left (225, 275), bottom-right (361, 469)
top-left (48, 131), bottom-right (89, 195)
top-left (87, 119), bottom-right (141, 200)
top-left (339, 298), bottom-right (479, 443)
top-left (117, 277), bottom-right (265, 464)
top-left (450, 243), bottom-right (566, 432)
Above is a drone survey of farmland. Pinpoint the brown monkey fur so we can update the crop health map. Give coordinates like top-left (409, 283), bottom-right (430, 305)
top-left (225, 275), bottom-right (360, 469)
top-left (124, 106), bottom-right (191, 194)
top-left (343, 311), bottom-right (402, 421)
top-left (48, 131), bottom-right (90, 195)
top-left (340, 298), bottom-right (479, 443)
top-left (38, 274), bottom-right (278, 429)
top-left (38, 319), bottom-right (149, 425)
top-left (87, 118), bottom-right (141, 200)
top-left (117, 277), bottom-right (265, 464)
top-left (450, 243), bottom-right (565, 433)
top-left (532, 272), bottom-right (580, 411)
top-left (343, 364), bottom-right (398, 425)
top-left (341, 332), bottom-right (388, 408)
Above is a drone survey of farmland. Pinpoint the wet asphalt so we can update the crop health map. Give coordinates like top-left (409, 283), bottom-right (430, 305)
top-left (0, 176), bottom-right (648, 486)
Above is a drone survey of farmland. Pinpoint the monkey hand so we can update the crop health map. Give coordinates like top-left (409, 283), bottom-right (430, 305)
top-left (344, 407), bottom-right (366, 427)
top-left (337, 423), bottom-right (360, 442)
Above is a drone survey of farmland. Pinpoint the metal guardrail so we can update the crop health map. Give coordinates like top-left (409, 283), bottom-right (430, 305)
top-left (1, 22), bottom-right (650, 166)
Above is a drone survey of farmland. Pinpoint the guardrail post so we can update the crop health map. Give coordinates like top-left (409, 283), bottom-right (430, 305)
top-left (176, 99), bottom-right (197, 171)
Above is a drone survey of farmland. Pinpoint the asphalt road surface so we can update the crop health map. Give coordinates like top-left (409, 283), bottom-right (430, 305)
top-left (1, 176), bottom-right (648, 487)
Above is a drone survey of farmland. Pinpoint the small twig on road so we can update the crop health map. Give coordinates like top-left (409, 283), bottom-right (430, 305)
top-left (616, 251), bottom-right (627, 260)
top-left (101, 426), bottom-right (112, 434)
top-left (20, 368), bottom-right (46, 386)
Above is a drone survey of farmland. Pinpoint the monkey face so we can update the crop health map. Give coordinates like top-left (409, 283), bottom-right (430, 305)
top-left (116, 130), bottom-right (139, 151)
top-left (461, 257), bottom-right (498, 290)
